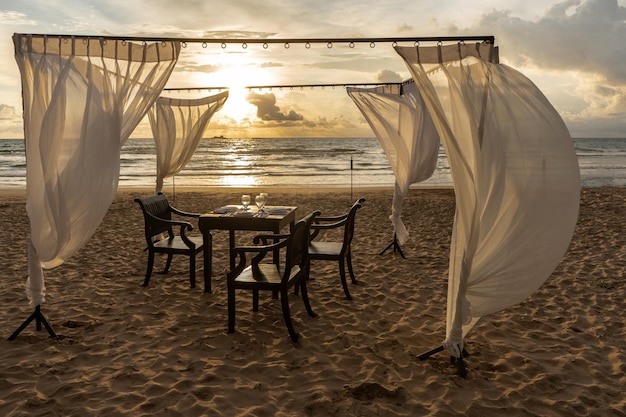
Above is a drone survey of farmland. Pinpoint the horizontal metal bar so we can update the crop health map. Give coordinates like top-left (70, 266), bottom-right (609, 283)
top-left (163, 81), bottom-right (413, 92)
top-left (14, 33), bottom-right (495, 46)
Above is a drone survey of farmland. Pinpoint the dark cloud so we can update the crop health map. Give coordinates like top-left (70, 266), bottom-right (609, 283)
top-left (476, 0), bottom-right (626, 84)
top-left (246, 92), bottom-right (304, 121)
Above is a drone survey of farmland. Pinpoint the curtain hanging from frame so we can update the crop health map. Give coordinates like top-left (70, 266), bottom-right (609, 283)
top-left (347, 82), bottom-right (440, 245)
top-left (395, 42), bottom-right (580, 357)
top-left (149, 92), bottom-right (229, 193)
top-left (13, 34), bottom-right (180, 307)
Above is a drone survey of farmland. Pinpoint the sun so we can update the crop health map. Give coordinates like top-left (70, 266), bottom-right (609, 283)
top-left (222, 80), bottom-right (255, 122)
top-left (189, 49), bottom-right (277, 124)
top-left (213, 62), bottom-right (274, 123)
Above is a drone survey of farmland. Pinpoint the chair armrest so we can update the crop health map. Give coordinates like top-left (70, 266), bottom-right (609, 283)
top-left (170, 205), bottom-right (201, 218)
top-left (228, 237), bottom-right (289, 279)
top-left (146, 212), bottom-right (196, 247)
top-left (315, 213), bottom-right (348, 222)
top-left (310, 217), bottom-right (348, 240)
top-left (311, 218), bottom-right (347, 230)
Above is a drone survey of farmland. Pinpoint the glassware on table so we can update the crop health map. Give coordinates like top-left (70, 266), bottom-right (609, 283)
top-left (255, 194), bottom-right (266, 213)
top-left (241, 194), bottom-right (251, 210)
top-left (260, 192), bottom-right (268, 207)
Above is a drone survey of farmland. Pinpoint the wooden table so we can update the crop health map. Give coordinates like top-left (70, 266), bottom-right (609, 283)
top-left (198, 206), bottom-right (297, 293)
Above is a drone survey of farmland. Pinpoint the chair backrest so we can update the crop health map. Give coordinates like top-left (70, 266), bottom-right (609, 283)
top-left (134, 192), bottom-right (173, 240)
top-left (283, 211), bottom-right (320, 280)
top-left (343, 198), bottom-right (365, 248)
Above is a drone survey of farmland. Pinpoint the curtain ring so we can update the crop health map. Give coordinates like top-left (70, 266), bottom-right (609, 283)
top-left (161, 41), bottom-right (167, 47)
top-left (181, 41), bottom-right (187, 48)
top-left (369, 41), bottom-right (375, 48)
top-left (202, 42), bottom-right (208, 48)
top-left (327, 42), bottom-right (333, 48)
top-left (284, 42), bottom-right (290, 49)
top-left (242, 42), bottom-right (247, 49)
top-left (263, 42), bottom-right (268, 49)
top-left (121, 40), bottom-right (127, 46)
top-left (142, 40), bottom-right (147, 46)
top-left (414, 40), bottom-right (419, 47)
top-left (221, 42), bottom-right (227, 49)
top-left (305, 42), bottom-right (311, 49)
top-left (392, 41), bottom-right (397, 47)
top-left (349, 41), bottom-right (355, 48)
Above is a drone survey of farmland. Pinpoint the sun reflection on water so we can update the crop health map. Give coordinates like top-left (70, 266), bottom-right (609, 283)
top-left (219, 175), bottom-right (258, 187)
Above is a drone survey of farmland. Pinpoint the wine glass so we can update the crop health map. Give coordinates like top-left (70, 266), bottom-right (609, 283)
top-left (241, 194), bottom-right (251, 211)
top-left (260, 192), bottom-right (268, 207)
top-left (255, 194), bottom-right (266, 213)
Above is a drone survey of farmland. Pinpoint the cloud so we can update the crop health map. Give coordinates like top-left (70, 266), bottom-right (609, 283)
top-left (476, 0), bottom-right (626, 84)
top-left (375, 69), bottom-right (403, 83)
top-left (259, 62), bottom-right (283, 68)
top-left (0, 11), bottom-right (37, 25)
top-left (0, 104), bottom-right (19, 121)
top-left (247, 92), bottom-right (304, 121)
top-left (460, 0), bottom-right (626, 135)
top-left (0, 104), bottom-right (25, 136)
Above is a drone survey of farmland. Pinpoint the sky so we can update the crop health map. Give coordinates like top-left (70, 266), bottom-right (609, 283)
top-left (0, 0), bottom-right (625, 139)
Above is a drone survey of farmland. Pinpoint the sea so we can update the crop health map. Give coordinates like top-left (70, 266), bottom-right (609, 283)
top-left (0, 137), bottom-right (625, 189)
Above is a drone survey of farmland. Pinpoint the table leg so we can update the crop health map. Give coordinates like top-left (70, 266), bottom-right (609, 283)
top-left (203, 230), bottom-right (212, 293)
top-left (272, 226), bottom-right (280, 267)
top-left (229, 229), bottom-right (236, 270)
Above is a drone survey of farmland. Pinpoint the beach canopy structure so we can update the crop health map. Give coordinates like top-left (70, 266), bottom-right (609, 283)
top-left (148, 92), bottom-right (228, 193)
top-left (347, 81), bottom-right (440, 247)
top-left (10, 32), bottom-right (580, 377)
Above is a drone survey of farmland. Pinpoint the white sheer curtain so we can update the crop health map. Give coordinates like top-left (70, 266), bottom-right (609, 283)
top-left (395, 43), bottom-right (580, 357)
top-left (148, 92), bottom-right (229, 193)
top-left (347, 82), bottom-right (440, 244)
top-left (13, 34), bottom-right (180, 307)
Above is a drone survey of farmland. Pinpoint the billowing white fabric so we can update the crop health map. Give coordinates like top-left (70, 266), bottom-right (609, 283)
top-left (13, 34), bottom-right (180, 306)
top-left (347, 83), bottom-right (439, 244)
top-left (395, 43), bottom-right (580, 357)
top-left (149, 92), bottom-right (229, 193)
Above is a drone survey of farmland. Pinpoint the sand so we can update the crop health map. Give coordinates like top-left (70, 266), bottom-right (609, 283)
top-left (0, 186), bottom-right (624, 416)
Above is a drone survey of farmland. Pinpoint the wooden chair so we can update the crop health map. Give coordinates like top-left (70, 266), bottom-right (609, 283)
top-left (227, 211), bottom-right (320, 343)
top-left (308, 198), bottom-right (365, 300)
top-left (134, 192), bottom-right (204, 288)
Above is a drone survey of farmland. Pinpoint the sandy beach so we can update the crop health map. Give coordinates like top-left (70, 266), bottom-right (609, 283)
top-left (0, 186), bottom-right (624, 416)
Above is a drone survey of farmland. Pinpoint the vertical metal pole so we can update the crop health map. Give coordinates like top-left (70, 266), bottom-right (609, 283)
top-left (350, 157), bottom-right (353, 201)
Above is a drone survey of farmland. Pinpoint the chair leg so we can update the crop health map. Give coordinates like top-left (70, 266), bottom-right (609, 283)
top-left (162, 253), bottom-right (173, 274)
top-left (253, 290), bottom-right (259, 312)
top-left (189, 254), bottom-right (196, 288)
top-left (280, 289), bottom-right (298, 343)
top-left (338, 259), bottom-right (352, 300)
top-left (299, 279), bottom-right (317, 318)
top-left (143, 251), bottom-right (155, 286)
top-left (346, 251), bottom-right (357, 284)
top-left (227, 285), bottom-right (236, 334)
